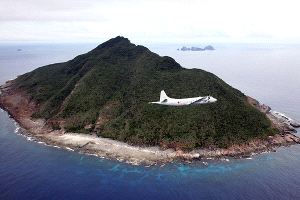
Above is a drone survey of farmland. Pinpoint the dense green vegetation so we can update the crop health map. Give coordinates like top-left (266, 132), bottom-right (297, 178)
top-left (15, 36), bottom-right (276, 148)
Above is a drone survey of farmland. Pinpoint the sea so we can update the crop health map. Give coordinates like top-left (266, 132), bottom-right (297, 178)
top-left (0, 42), bottom-right (300, 199)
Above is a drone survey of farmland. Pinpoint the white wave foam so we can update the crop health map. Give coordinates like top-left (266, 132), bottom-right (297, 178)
top-left (13, 122), bottom-right (21, 133)
top-left (85, 153), bottom-right (98, 157)
top-left (37, 141), bottom-right (46, 145)
top-left (220, 158), bottom-right (230, 162)
top-left (14, 127), bottom-right (20, 133)
top-left (65, 147), bottom-right (74, 151)
top-left (270, 110), bottom-right (293, 122)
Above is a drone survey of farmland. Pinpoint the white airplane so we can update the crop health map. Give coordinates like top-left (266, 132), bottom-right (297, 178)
top-left (149, 90), bottom-right (217, 106)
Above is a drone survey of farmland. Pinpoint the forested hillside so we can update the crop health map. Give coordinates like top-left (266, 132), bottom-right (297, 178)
top-left (14, 36), bottom-right (276, 149)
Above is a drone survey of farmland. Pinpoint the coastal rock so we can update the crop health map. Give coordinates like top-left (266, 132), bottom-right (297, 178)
top-left (0, 80), bottom-right (14, 94)
top-left (247, 96), bottom-right (271, 113)
top-left (180, 45), bottom-right (214, 51)
top-left (191, 47), bottom-right (204, 51)
top-left (84, 124), bottom-right (93, 130)
top-left (0, 81), bottom-right (40, 129)
top-left (204, 45), bottom-right (215, 50)
top-left (291, 123), bottom-right (300, 127)
top-left (181, 46), bottom-right (189, 51)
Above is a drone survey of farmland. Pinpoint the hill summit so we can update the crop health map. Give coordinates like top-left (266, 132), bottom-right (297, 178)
top-left (8, 36), bottom-right (276, 149)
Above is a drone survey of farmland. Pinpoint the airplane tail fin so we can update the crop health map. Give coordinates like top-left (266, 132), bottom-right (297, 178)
top-left (160, 90), bottom-right (169, 102)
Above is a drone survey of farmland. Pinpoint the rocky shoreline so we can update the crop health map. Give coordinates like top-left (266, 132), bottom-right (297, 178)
top-left (1, 80), bottom-right (299, 166)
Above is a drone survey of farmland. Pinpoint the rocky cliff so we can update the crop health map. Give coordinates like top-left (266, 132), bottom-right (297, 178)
top-left (180, 45), bottom-right (215, 51)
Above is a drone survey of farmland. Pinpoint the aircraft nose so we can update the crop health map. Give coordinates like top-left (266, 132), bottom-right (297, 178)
top-left (210, 97), bottom-right (217, 103)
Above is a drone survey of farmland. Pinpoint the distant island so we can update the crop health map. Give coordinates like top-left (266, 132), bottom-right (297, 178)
top-left (178, 45), bottom-right (215, 51)
top-left (1, 36), bottom-right (299, 166)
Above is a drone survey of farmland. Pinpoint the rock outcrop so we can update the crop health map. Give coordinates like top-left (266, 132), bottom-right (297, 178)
top-left (0, 80), bottom-right (40, 129)
top-left (247, 96), bottom-right (271, 113)
top-left (291, 123), bottom-right (300, 127)
top-left (204, 45), bottom-right (215, 50)
top-left (247, 96), bottom-right (297, 135)
top-left (180, 45), bottom-right (214, 51)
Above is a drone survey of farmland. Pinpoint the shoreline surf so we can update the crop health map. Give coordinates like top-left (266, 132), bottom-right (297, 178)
top-left (3, 106), bottom-right (300, 166)
top-left (1, 82), bottom-right (299, 166)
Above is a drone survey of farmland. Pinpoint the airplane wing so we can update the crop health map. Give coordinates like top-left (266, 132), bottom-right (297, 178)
top-left (189, 97), bottom-right (206, 105)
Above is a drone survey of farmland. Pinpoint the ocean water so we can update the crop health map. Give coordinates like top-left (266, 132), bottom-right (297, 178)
top-left (1, 43), bottom-right (300, 199)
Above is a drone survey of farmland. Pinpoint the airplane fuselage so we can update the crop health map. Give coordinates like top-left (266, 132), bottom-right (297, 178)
top-left (149, 90), bottom-right (217, 106)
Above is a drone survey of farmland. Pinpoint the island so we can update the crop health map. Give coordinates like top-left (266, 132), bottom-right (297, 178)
top-left (0, 36), bottom-right (299, 166)
top-left (179, 45), bottom-right (215, 51)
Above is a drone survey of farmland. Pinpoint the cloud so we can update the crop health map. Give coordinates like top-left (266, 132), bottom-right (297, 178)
top-left (0, 0), bottom-right (109, 21)
top-left (1, 0), bottom-right (300, 43)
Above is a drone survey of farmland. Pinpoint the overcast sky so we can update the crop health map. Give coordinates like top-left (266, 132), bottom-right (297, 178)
top-left (1, 0), bottom-right (299, 43)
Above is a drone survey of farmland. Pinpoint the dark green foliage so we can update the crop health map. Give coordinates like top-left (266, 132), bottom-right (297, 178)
top-left (267, 127), bottom-right (279, 136)
top-left (64, 125), bottom-right (82, 133)
top-left (52, 123), bottom-right (60, 130)
top-left (97, 133), bottom-right (116, 139)
top-left (14, 36), bottom-right (274, 149)
top-left (182, 146), bottom-right (195, 151)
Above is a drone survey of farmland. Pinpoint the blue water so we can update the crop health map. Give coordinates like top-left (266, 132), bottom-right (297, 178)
top-left (1, 43), bottom-right (300, 199)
